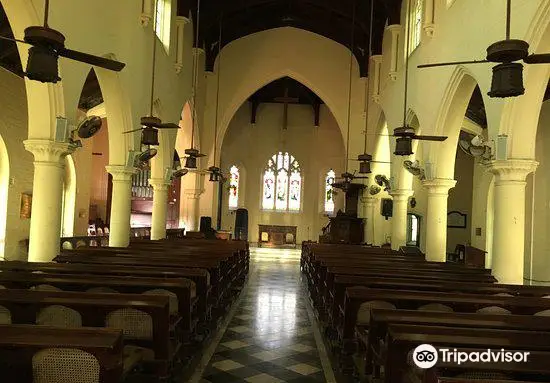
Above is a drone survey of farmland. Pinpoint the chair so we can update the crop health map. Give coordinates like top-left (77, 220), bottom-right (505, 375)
top-left (0, 305), bottom-right (11, 324)
top-left (143, 289), bottom-right (179, 315)
top-left (106, 308), bottom-right (153, 339)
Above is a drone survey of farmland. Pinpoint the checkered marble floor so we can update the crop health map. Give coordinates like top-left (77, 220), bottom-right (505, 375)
top-left (197, 247), bottom-right (334, 383)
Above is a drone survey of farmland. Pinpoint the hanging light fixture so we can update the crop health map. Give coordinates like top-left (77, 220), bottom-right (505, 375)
top-left (208, 10), bottom-right (224, 182)
top-left (358, 0), bottom-right (374, 174)
top-left (184, 0), bottom-right (206, 169)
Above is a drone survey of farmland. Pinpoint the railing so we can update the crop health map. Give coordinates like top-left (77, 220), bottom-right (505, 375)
top-left (60, 227), bottom-right (186, 249)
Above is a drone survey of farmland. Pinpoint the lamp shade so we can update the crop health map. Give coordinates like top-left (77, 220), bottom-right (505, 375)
top-left (185, 156), bottom-right (197, 169)
top-left (488, 62), bottom-right (524, 98)
top-left (141, 128), bottom-right (159, 146)
top-left (26, 46), bottom-right (61, 83)
top-left (359, 161), bottom-right (371, 174)
top-left (394, 137), bottom-right (413, 156)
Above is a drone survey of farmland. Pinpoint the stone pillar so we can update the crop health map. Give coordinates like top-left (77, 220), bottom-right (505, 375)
top-left (183, 189), bottom-right (201, 231)
top-left (486, 160), bottom-right (538, 284)
top-left (423, 179), bottom-right (457, 262)
top-left (390, 189), bottom-right (413, 250)
top-left (24, 140), bottom-right (73, 262)
top-left (106, 165), bottom-right (136, 247)
top-left (149, 178), bottom-right (171, 240)
top-left (362, 196), bottom-right (377, 244)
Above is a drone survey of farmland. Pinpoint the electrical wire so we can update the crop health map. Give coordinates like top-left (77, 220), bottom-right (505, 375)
top-left (344, 0), bottom-right (356, 173)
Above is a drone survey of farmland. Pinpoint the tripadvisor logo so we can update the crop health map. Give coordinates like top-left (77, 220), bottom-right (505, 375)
top-left (412, 344), bottom-right (530, 369)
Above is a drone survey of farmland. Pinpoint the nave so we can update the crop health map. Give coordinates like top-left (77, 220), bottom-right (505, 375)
top-left (192, 248), bottom-right (336, 383)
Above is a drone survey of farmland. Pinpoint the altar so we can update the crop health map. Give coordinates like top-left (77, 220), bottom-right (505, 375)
top-left (258, 224), bottom-right (297, 248)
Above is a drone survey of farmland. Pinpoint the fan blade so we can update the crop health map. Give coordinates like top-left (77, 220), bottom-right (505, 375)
top-left (58, 48), bottom-right (125, 71)
top-left (0, 35), bottom-right (27, 44)
top-left (417, 59), bottom-right (489, 69)
top-left (524, 54), bottom-right (550, 64)
top-left (158, 123), bottom-right (180, 130)
top-left (413, 135), bottom-right (448, 141)
top-left (372, 161), bottom-right (391, 164)
top-left (122, 128), bottom-right (142, 134)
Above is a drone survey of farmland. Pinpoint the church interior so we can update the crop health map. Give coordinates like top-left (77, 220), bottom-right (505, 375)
top-left (2, 0), bottom-right (550, 382)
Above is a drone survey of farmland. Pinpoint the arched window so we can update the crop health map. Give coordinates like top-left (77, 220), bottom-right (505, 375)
top-left (409, 0), bottom-right (423, 53)
top-left (324, 169), bottom-right (336, 214)
top-left (407, 213), bottom-right (421, 247)
top-left (228, 165), bottom-right (240, 209)
top-left (154, 0), bottom-right (171, 50)
top-left (262, 152), bottom-right (301, 211)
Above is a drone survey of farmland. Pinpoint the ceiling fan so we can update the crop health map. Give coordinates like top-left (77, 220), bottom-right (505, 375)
top-left (418, 0), bottom-right (550, 98)
top-left (393, 0), bottom-right (448, 156)
top-left (122, 19), bottom-right (180, 152)
top-left (184, 0), bottom-right (207, 169)
top-left (459, 133), bottom-right (492, 161)
top-left (0, 0), bottom-right (125, 83)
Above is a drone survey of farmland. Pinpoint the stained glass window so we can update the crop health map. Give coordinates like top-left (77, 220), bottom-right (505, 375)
top-left (228, 165), bottom-right (239, 209)
top-left (262, 152), bottom-right (301, 211)
top-left (410, 0), bottom-right (423, 53)
top-left (324, 169), bottom-right (336, 214)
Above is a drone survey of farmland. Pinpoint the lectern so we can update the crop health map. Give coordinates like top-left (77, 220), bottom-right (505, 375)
top-left (320, 183), bottom-right (365, 244)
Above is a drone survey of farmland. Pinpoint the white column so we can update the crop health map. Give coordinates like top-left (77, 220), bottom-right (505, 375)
top-left (423, 179), bottom-right (457, 262)
top-left (149, 178), bottom-right (171, 240)
top-left (362, 196), bottom-right (377, 245)
top-left (106, 165), bottom-right (136, 247)
top-left (183, 189), bottom-right (201, 231)
top-left (486, 160), bottom-right (538, 284)
top-left (24, 140), bottom-right (73, 262)
top-left (390, 189), bottom-right (413, 250)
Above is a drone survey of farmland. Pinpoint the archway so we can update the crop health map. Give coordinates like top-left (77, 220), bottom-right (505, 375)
top-left (219, 76), bottom-right (345, 244)
top-left (75, 68), bottom-right (110, 235)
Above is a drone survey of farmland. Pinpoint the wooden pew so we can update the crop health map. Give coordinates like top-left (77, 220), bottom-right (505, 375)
top-left (385, 324), bottom-right (550, 383)
top-left (0, 261), bottom-right (212, 323)
top-left (0, 272), bottom-right (197, 338)
top-left (341, 288), bottom-right (550, 341)
top-left (0, 324), bottom-right (125, 383)
top-left (364, 309), bottom-right (550, 379)
top-left (0, 289), bottom-right (174, 379)
top-left (328, 275), bottom-right (550, 327)
top-left (54, 253), bottom-right (232, 320)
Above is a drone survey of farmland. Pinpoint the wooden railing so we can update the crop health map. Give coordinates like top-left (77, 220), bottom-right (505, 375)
top-left (60, 228), bottom-right (186, 249)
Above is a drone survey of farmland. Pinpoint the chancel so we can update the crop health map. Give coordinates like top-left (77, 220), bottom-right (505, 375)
top-left (1, 0), bottom-right (550, 382)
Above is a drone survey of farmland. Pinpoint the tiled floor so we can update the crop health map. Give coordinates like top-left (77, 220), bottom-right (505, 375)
top-left (192, 247), bottom-right (336, 383)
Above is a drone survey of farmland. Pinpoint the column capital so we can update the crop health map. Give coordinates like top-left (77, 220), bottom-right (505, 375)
top-left (485, 159), bottom-right (538, 183)
top-left (390, 189), bottom-right (413, 201)
top-left (149, 178), bottom-right (171, 191)
top-left (24, 139), bottom-right (74, 164)
top-left (106, 165), bottom-right (137, 182)
top-left (422, 178), bottom-right (457, 195)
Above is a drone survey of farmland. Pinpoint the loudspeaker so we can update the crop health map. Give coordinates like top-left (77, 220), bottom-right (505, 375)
top-left (495, 135), bottom-right (508, 160)
top-left (381, 198), bottom-right (393, 219)
top-left (199, 216), bottom-right (212, 233)
top-left (55, 117), bottom-right (70, 142)
top-left (234, 208), bottom-right (248, 241)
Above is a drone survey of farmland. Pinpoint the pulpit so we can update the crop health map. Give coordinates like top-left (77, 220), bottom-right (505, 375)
top-left (319, 183), bottom-right (365, 244)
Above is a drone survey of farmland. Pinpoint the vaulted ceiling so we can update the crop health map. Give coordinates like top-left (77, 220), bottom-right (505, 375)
top-left (177, 0), bottom-right (403, 76)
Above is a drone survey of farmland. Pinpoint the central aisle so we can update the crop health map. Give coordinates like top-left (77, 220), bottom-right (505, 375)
top-left (192, 247), bottom-right (336, 383)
